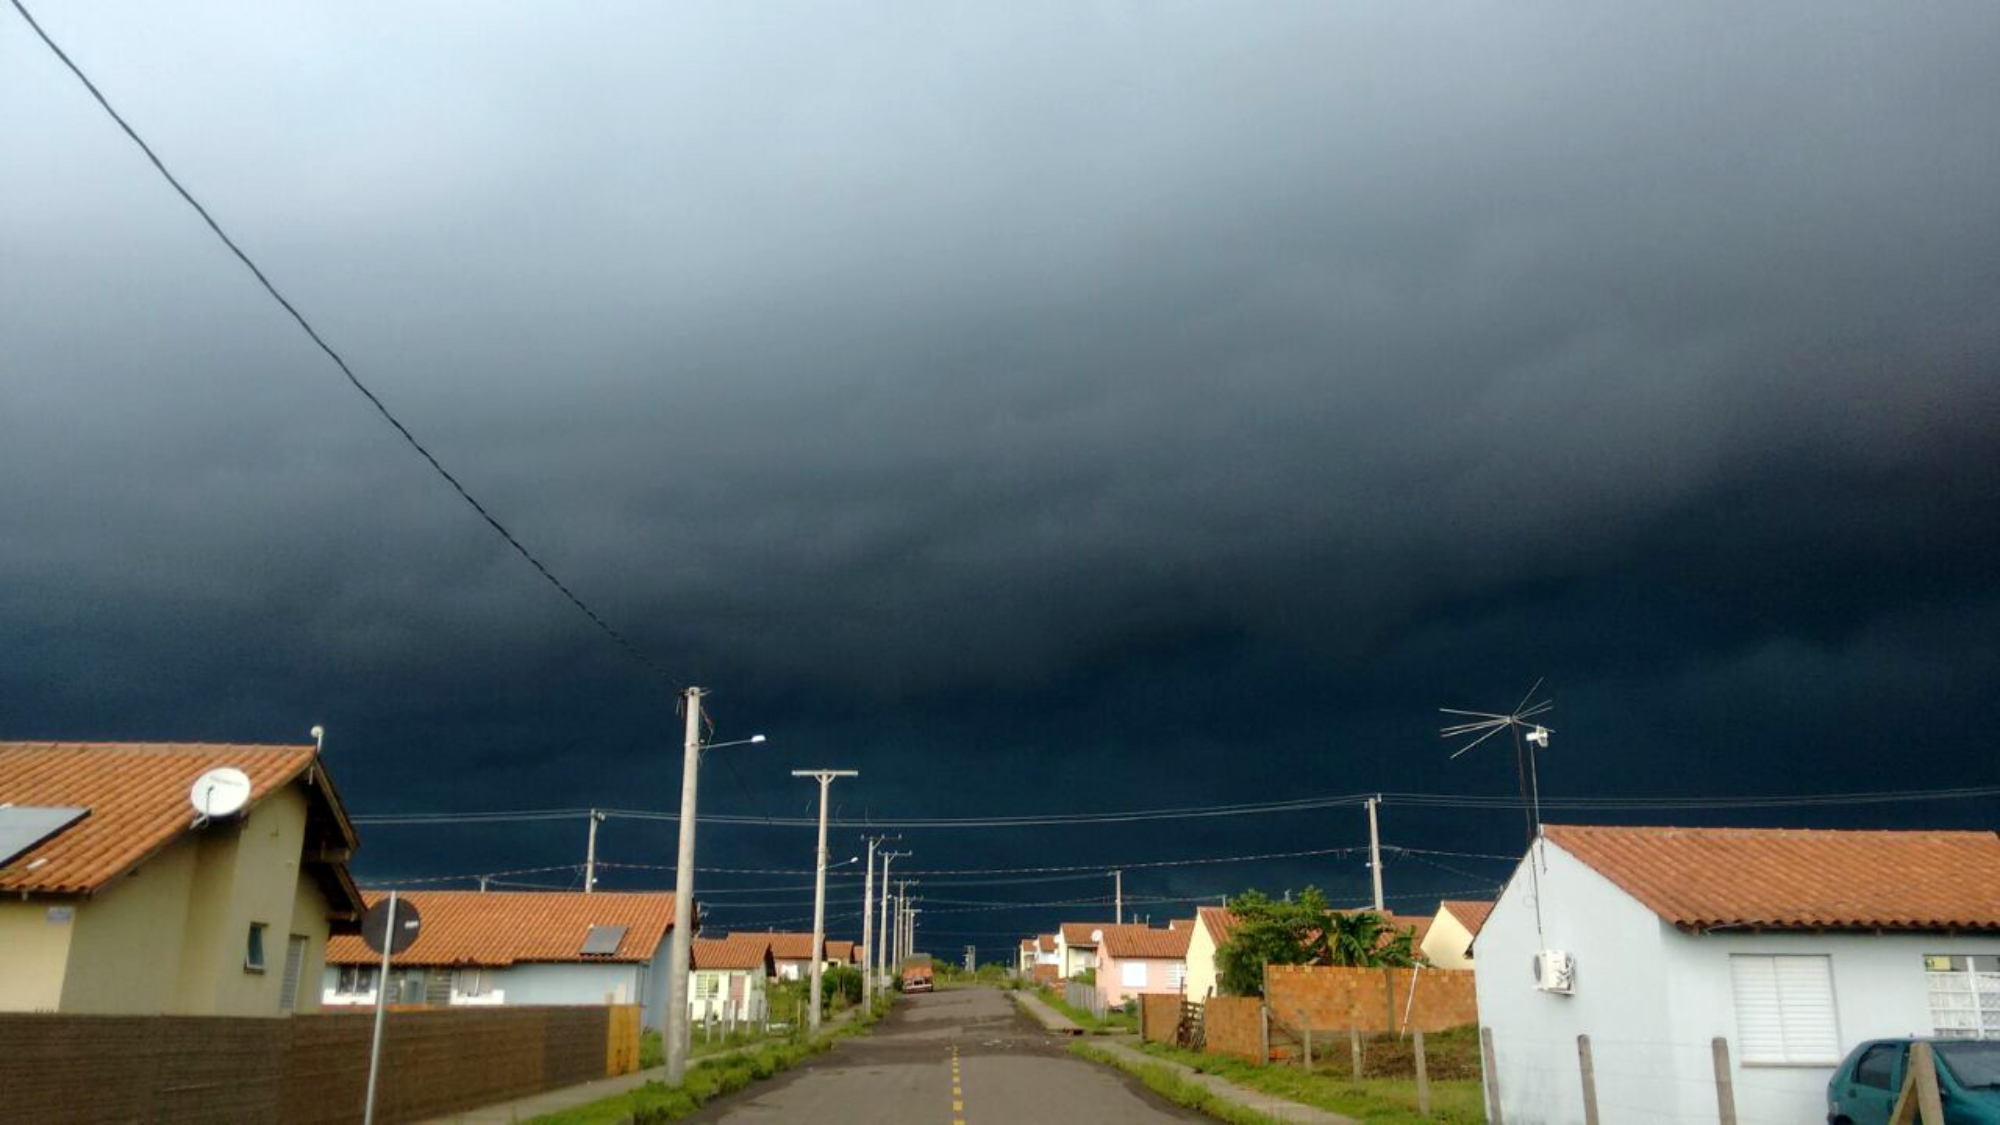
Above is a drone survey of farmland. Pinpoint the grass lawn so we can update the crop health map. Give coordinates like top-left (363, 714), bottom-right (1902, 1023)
top-left (1135, 1041), bottom-right (1487, 1124)
top-left (1040, 989), bottom-right (1138, 1033)
top-left (1070, 1043), bottom-right (1277, 1125)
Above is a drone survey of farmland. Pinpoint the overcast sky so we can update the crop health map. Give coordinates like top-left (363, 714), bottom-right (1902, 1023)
top-left (4, 2), bottom-right (1998, 953)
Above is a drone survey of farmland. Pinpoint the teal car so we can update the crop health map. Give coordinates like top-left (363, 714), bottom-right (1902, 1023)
top-left (1828, 1038), bottom-right (2000, 1124)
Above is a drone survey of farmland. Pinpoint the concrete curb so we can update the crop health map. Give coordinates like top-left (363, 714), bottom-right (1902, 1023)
top-left (1080, 1037), bottom-right (1361, 1125)
top-left (1011, 989), bottom-right (1084, 1035)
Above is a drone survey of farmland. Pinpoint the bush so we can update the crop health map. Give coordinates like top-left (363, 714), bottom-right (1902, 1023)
top-left (639, 1028), bottom-right (663, 1069)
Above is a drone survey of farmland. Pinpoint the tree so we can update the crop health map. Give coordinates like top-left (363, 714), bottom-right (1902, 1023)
top-left (1215, 889), bottom-right (1421, 995)
top-left (1215, 887), bottom-right (1334, 997)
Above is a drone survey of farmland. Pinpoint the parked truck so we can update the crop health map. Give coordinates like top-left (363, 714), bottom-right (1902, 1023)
top-left (901, 955), bottom-right (934, 993)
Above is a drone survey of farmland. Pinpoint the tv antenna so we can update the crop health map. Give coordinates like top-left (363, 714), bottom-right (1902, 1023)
top-left (1441, 678), bottom-right (1555, 939)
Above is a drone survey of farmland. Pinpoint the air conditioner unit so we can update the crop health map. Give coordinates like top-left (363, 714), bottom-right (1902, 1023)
top-left (1533, 950), bottom-right (1576, 995)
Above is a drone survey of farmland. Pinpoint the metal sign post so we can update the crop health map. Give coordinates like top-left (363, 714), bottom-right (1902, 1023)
top-left (361, 891), bottom-right (422, 1125)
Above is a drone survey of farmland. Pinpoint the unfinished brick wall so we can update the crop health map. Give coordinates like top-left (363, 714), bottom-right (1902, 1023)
top-left (0, 1006), bottom-right (617, 1125)
top-left (1202, 996), bottom-right (1265, 1061)
top-left (1139, 993), bottom-right (1181, 1043)
top-left (1264, 965), bottom-right (1477, 1033)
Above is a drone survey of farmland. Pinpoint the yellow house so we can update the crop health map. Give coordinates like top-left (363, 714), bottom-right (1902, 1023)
top-left (1418, 899), bottom-right (1492, 969)
top-left (0, 741), bottom-right (363, 1016)
top-left (1181, 906), bottom-right (1237, 1002)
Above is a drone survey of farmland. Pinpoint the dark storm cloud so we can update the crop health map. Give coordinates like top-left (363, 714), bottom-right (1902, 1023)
top-left (4, 2), bottom-right (1998, 947)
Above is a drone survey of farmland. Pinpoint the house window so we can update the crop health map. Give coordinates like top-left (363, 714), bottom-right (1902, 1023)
top-left (1168, 962), bottom-right (1187, 990)
top-left (1120, 961), bottom-right (1147, 988)
top-left (245, 922), bottom-right (268, 973)
top-left (455, 969), bottom-right (491, 997)
top-left (1925, 954), bottom-right (2000, 1039)
top-left (337, 966), bottom-right (379, 995)
top-left (1730, 954), bottom-right (1839, 1065)
top-left (695, 972), bottom-right (722, 1000)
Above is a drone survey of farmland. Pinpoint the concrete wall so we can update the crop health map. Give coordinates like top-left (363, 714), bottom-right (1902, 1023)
top-left (1420, 907), bottom-right (1476, 970)
top-left (1475, 838), bottom-right (2000, 1125)
top-left (0, 899), bottom-right (74, 1010)
top-left (1265, 964), bottom-right (1477, 1033)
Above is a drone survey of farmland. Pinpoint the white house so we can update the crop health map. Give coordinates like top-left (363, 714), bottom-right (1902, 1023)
top-left (324, 890), bottom-right (677, 1028)
top-left (1421, 899), bottom-right (1491, 970)
top-left (1057, 923), bottom-right (1102, 979)
top-left (1182, 906), bottom-right (1238, 1002)
top-left (689, 933), bottom-right (775, 1025)
top-left (1475, 824), bottom-right (2000, 1125)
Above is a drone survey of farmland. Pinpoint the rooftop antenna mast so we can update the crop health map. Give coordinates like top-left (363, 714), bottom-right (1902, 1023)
top-left (1440, 679), bottom-right (1555, 939)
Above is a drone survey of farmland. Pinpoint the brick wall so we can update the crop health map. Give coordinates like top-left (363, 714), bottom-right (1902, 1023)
top-left (1138, 993), bottom-right (1181, 1043)
top-left (0, 1006), bottom-right (624, 1125)
top-left (1202, 996), bottom-right (1265, 1062)
top-left (1264, 965), bottom-right (1476, 1033)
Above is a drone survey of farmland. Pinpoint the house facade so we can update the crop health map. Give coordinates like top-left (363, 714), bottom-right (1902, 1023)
top-left (1476, 824), bottom-right (2000, 1125)
top-left (324, 890), bottom-right (677, 1028)
top-left (690, 933), bottom-right (774, 1025)
top-left (0, 741), bottom-right (363, 1017)
top-left (1057, 923), bottom-right (1101, 979)
top-left (1182, 906), bottom-right (1238, 1002)
top-left (1421, 899), bottom-right (1491, 970)
top-left (1095, 924), bottom-right (1193, 1007)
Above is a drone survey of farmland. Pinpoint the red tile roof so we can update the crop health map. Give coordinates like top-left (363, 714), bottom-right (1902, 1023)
top-left (764, 932), bottom-right (821, 960)
top-left (1543, 824), bottom-right (2000, 933)
top-left (0, 742), bottom-right (362, 919)
top-left (1391, 913), bottom-right (1433, 945)
top-left (1439, 899), bottom-right (1494, 936)
top-left (1037, 933), bottom-right (1057, 953)
top-left (825, 939), bottom-right (856, 963)
top-left (1099, 924), bottom-right (1193, 959)
top-left (327, 891), bottom-right (675, 966)
top-left (1020, 938), bottom-right (1037, 952)
top-left (692, 933), bottom-right (774, 972)
top-left (1197, 906), bottom-right (1240, 944)
top-left (1059, 923), bottom-right (1105, 946)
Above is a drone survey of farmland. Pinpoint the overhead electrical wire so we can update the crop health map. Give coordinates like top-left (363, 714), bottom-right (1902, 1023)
top-left (6, 0), bottom-right (672, 684)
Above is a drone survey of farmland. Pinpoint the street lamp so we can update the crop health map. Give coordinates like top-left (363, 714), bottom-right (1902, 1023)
top-left (663, 689), bottom-right (769, 1086)
top-left (791, 768), bottom-right (858, 1033)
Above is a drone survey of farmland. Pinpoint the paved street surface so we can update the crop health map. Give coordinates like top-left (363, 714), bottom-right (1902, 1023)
top-left (687, 988), bottom-right (1206, 1124)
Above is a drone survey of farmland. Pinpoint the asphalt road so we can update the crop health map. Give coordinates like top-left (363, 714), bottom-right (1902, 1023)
top-left (686, 987), bottom-right (1206, 1124)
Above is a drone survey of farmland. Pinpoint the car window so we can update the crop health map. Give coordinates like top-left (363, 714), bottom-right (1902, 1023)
top-left (1854, 1043), bottom-right (1902, 1090)
top-left (1936, 1040), bottom-right (2000, 1089)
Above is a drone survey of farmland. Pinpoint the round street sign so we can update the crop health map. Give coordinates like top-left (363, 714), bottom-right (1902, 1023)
top-left (361, 897), bottom-right (423, 957)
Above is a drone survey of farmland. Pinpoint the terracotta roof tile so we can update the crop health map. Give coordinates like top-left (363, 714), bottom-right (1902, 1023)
top-left (1440, 899), bottom-right (1494, 936)
top-left (1037, 933), bottom-right (1057, 953)
top-left (825, 939), bottom-right (856, 963)
top-left (327, 891), bottom-right (675, 966)
top-left (1543, 824), bottom-right (2000, 932)
top-left (1059, 923), bottom-right (1105, 946)
top-left (1020, 938), bottom-right (1036, 952)
top-left (764, 932), bottom-right (821, 960)
top-left (1197, 906), bottom-right (1240, 943)
top-left (692, 933), bottom-right (773, 971)
top-left (0, 742), bottom-right (357, 915)
top-left (1100, 924), bottom-right (1192, 959)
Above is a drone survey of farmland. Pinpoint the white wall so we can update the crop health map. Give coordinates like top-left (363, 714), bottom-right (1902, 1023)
top-left (1476, 839), bottom-right (2000, 1124)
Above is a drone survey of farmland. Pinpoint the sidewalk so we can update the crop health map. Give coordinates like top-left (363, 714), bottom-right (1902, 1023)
top-left (1011, 988), bottom-right (1082, 1034)
top-left (1084, 1038), bottom-right (1360, 1125)
top-left (415, 1005), bottom-right (872, 1125)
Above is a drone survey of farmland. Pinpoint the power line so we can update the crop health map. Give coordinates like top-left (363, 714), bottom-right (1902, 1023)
top-left (7, 0), bottom-right (670, 683)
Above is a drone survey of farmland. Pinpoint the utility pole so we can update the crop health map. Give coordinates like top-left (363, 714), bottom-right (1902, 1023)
top-left (584, 808), bottom-right (605, 893)
top-left (663, 688), bottom-right (704, 1085)
top-left (876, 851), bottom-right (906, 993)
top-left (860, 836), bottom-right (880, 999)
top-left (1367, 795), bottom-right (1385, 912)
top-left (791, 769), bottom-right (858, 1034)
top-left (1114, 869), bottom-right (1123, 924)
top-left (965, 944), bottom-right (975, 973)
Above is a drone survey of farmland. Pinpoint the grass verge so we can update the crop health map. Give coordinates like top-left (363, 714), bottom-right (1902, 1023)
top-left (1070, 1042), bottom-right (1277, 1125)
top-left (1039, 989), bottom-right (1138, 1034)
top-left (527, 995), bottom-right (892, 1125)
top-left (1135, 1041), bottom-right (1487, 1124)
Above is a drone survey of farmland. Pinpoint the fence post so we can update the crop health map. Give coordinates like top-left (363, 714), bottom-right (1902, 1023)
top-left (1350, 1026), bottom-right (1363, 1080)
top-left (1259, 1002), bottom-right (1270, 1064)
top-left (1414, 1028), bottom-right (1432, 1117)
top-left (1383, 967), bottom-right (1398, 1033)
top-left (1711, 1037), bottom-right (1738, 1125)
top-left (1304, 1027), bottom-right (1313, 1069)
top-left (1577, 1034), bottom-right (1599, 1125)
top-left (1481, 1026), bottom-right (1504, 1125)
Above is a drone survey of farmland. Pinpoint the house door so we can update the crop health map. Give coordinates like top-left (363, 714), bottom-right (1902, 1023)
top-left (279, 935), bottom-right (309, 1013)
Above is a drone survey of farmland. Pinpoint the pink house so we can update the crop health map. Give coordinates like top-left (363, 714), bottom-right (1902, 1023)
top-left (1093, 923), bottom-right (1193, 1007)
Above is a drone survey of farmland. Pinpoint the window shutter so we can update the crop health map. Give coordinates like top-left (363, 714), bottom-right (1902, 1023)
top-left (1731, 954), bottom-right (1837, 1064)
top-left (279, 935), bottom-right (308, 1012)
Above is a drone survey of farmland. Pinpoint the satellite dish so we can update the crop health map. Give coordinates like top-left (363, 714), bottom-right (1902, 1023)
top-left (362, 897), bottom-right (424, 957)
top-left (189, 767), bottom-right (253, 819)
